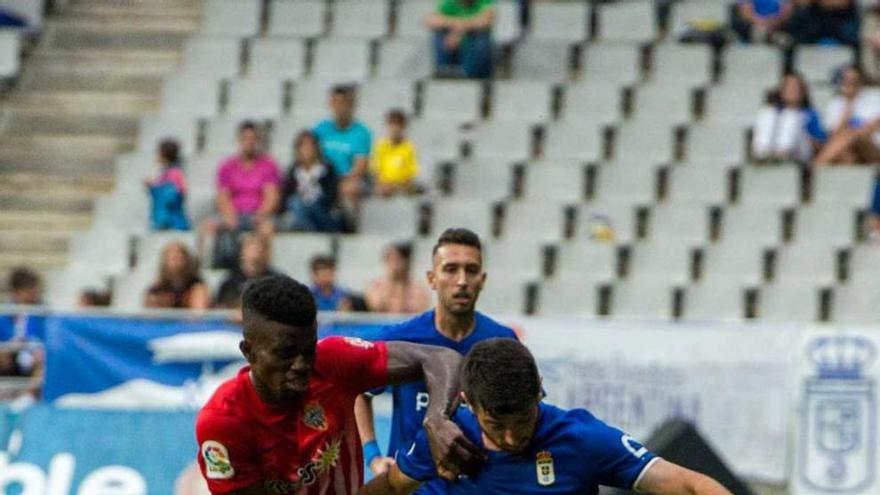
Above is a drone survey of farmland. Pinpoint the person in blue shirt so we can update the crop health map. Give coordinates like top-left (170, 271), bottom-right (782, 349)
top-left (309, 255), bottom-right (354, 312)
top-left (313, 84), bottom-right (373, 218)
top-left (355, 228), bottom-right (518, 493)
top-left (359, 339), bottom-right (733, 495)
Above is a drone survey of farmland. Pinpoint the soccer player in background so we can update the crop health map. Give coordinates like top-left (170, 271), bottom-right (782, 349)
top-left (195, 275), bottom-right (484, 495)
top-left (354, 228), bottom-right (518, 492)
top-left (359, 339), bottom-right (734, 495)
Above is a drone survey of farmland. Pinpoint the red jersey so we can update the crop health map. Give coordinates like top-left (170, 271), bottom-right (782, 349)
top-left (196, 336), bottom-right (389, 495)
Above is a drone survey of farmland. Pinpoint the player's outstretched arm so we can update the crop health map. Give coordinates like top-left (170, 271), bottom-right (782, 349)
top-left (635, 459), bottom-right (733, 495)
top-left (357, 464), bottom-right (422, 495)
top-left (384, 341), bottom-right (487, 479)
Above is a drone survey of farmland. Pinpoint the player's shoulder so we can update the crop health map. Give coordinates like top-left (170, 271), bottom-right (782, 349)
top-left (379, 310), bottom-right (437, 342)
top-left (474, 311), bottom-right (517, 338)
top-left (197, 371), bottom-right (252, 434)
top-left (541, 403), bottom-right (629, 453)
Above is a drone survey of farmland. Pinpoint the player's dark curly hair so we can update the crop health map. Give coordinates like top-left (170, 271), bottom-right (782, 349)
top-left (462, 338), bottom-right (540, 416)
top-left (242, 275), bottom-right (316, 327)
top-left (432, 228), bottom-right (482, 256)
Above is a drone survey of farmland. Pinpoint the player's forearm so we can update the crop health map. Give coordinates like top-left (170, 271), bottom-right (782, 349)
top-left (418, 346), bottom-right (463, 422)
top-left (685, 474), bottom-right (732, 495)
top-left (354, 394), bottom-right (378, 444)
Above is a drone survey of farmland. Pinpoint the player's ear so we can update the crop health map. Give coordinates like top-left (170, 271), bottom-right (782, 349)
top-left (537, 376), bottom-right (544, 401)
top-left (426, 268), bottom-right (436, 289)
top-left (239, 339), bottom-right (254, 363)
top-left (460, 391), bottom-right (469, 405)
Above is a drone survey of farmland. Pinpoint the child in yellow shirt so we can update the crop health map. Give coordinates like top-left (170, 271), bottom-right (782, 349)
top-left (372, 110), bottom-right (422, 197)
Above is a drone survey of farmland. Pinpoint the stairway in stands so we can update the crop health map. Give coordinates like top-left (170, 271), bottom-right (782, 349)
top-left (0, 0), bottom-right (201, 296)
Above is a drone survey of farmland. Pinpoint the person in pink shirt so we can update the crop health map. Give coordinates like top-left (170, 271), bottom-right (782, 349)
top-left (201, 121), bottom-right (281, 238)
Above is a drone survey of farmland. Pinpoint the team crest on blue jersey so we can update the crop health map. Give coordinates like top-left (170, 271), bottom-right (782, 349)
top-left (302, 402), bottom-right (328, 431)
top-left (536, 450), bottom-right (555, 486)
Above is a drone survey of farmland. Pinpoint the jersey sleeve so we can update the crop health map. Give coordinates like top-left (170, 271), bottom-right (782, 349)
top-left (318, 336), bottom-right (389, 393)
top-left (578, 413), bottom-right (658, 490)
top-left (195, 410), bottom-right (261, 494)
top-left (395, 428), bottom-right (438, 483)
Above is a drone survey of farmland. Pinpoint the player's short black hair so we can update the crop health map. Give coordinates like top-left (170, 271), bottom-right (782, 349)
top-left (242, 274), bottom-right (316, 328)
top-left (462, 339), bottom-right (540, 417)
top-left (310, 255), bottom-right (336, 273)
top-left (9, 267), bottom-right (40, 291)
top-left (432, 228), bottom-right (482, 257)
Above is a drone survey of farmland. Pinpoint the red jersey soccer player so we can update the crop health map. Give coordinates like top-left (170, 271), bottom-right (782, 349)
top-left (196, 275), bottom-right (482, 495)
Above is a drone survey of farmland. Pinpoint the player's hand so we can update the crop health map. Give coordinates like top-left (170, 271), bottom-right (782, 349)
top-left (369, 456), bottom-right (395, 475)
top-left (423, 415), bottom-right (486, 480)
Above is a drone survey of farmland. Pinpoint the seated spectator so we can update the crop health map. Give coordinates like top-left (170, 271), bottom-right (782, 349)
top-left (144, 241), bottom-right (209, 310)
top-left (214, 234), bottom-right (280, 308)
top-left (313, 85), bottom-right (372, 222)
top-left (309, 255), bottom-right (353, 312)
top-left (787, 0), bottom-right (860, 47)
top-left (146, 138), bottom-right (190, 231)
top-left (279, 131), bottom-right (343, 233)
top-left (426, 0), bottom-right (495, 78)
top-left (365, 243), bottom-right (431, 314)
top-left (861, 1), bottom-right (880, 82)
top-left (814, 66), bottom-right (880, 165)
top-left (7, 267), bottom-right (41, 305)
top-left (868, 178), bottom-right (880, 239)
top-left (77, 289), bottom-right (111, 308)
top-left (200, 121), bottom-right (281, 238)
top-left (372, 110), bottom-right (423, 197)
top-left (732, 0), bottom-right (794, 42)
top-left (752, 72), bottom-right (826, 163)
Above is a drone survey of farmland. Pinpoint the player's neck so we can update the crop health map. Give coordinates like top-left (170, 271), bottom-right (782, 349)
top-left (434, 309), bottom-right (476, 341)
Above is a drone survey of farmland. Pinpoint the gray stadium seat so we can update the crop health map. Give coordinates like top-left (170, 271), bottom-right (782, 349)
top-left (631, 83), bottom-right (694, 124)
top-left (812, 166), bottom-right (876, 207)
top-left (290, 79), bottom-right (335, 118)
top-left (359, 80), bottom-right (416, 117)
top-left (201, 0), bottom-right (261, 37)
top-left (560, 83), bottom-right (623, 124)
top-left (431, 199), bottom-right (495, 238)
top-left (111, 271), bottom-right (152, 311)
top-left (795, 45), bottom-right (854, 84)
top-left (423, 80), bottom-right (483, 122)
top-left (553, 239), bottom-right (617, 282)
top-left (628, 240), bottom-right (696, 283)
top-left (376, 39), bottom-right (432, 80)
top-left (483, 240), bottom-right (546, 279)
top-left (723, 45), bottom-right (783, 86)
top-left (92, 192), bottom-right (150, 235)
top-left (478, 274), bottom-right (529, 315)
top-left (161, 75), bottom-right (221, 118)
top-left (669, 0), bottom-right (729, 39)
top-left (271, 233), bottom-right (334, 281)
top-left (311, 39), bottom-right (371, 81)
top-left (493, 0), bottom-right (520, 45)
top-left (530, 2), bottom-right (589, 43)
top-left (581, 43), bottom-right (641, 85)
top-left (737, 165), bottom-right (801, 208)
top-left (500, 201), bottom-right (568, 242)
top-left (577, 200), bottom-right (640, 243)
top-left (718, 204), bottom-right (785, 246)
top-left (595, 0), bottom-right (657, 42)
top-left (114, 153), bottom-right (154, 191)
top-left (646, 203), bottom-right (713, 246)
top-left (666, 163), bottom-right (731, 205)
top-left (336, 235), bottom-right (405, 292)
top-left (651, 43), bottom-right (713, 87)
top-left (248, 38), bottom-right (306, 81)
top-left (451, 160), bottom-right (515, 201)
top-left (408, 119), bottom-right (462, 159)
top-left (0, 30), bottom-right (19, 78)
top-left (699, 240), bottom-right (767, 285)
top-left (703, 83), bottom-right (770, 125)
top-left (611, 278), bottom-right (676, 319)
top-left (593, 162), bottom-right (659, 204)
top-left (360, 197), bottom-right (423, 237)
top-left (541, 122), bottom-right (604, 163)
top-left (521, 163), bottom-right (587, 203)
top-left (686, 123), bottom-right (749, 163)
top-left (331, 0), bottom-right (390, 39)
top-left (844, 244), bottom-right (880, 287)
top-left (613, 121), bottom-right (676, 163)
top-left (46, 267), bottom-right (109, 310)
top-left (793, 204), bottom-right (859, 248)
top-left (187, 152), bottom-right (227, 187)
top-left (226, 77), bottom-right (285, 117)
top-left (137, 113), bottom-right (200, 156)
top-left (757, 281), bottom-right (823, 322)
top-left (134, 231), bottom-right (198, 275)
top-left (203, 116), bottom-right (264, 155)
top-left (181, 36), bottom-right (242, 78)
top-left (396, 0), bottom-right (435, 39)
top-left (772, 243), bottom-right (838, 286)
top-left (270, 116), bottom-right (325, 164)
top-left (268, 0), bottom-right (326, 38)
top-left (511, 40), bottom-right (572, 82)
top-left (831, 282), bottom-right (880, 324)
top-left (69, 228), bottom-right (130, 277)
top-left (467, 121), bottom-right (534, 161)
top-left (188, 185), bottom-right (216, 224)
top-left (681, 278), bottom-right (748, 321)
top-left (536, 277), bottom-right (601, 316)
top-left (490, 81), bottom-right (552, 123)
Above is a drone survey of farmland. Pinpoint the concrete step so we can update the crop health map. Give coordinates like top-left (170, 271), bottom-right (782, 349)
top-left (0, 134), bottom-right (134, 157)
top-left (0, 171), bottom-right (114, 195)
top-left (0, 252), bottom-right (70, 273)
top-left (42, 18), bottom-right (197, 52)
top-left (59, 2), bottom-right (202, 20)
top-left (0, 211), bottom-right (92, 232)
top-left (0, 191), bottom-right (94, 213)
top-left (4, 90), bottom-right (159, 116)
top-left (0, 147), bottom-right (118, 176)
top-left (0, 231), bottom-right (71, 255)
top-left (26, 48), bottom-right (182, 75)
top-left (19, 69), bottom-right (166, 93)
top-left (3, 110), bottom-right (142, 137)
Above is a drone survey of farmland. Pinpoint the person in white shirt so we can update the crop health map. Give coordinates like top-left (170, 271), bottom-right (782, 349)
top-left (814, 65), bottom-right (880, 166)
top-left (752, 71), bottom-right (827, 163)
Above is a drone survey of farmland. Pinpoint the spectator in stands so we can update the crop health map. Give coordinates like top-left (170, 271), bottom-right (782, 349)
top-left (732, 0), bottom-right (794, 42)
top-left (787, 0), bottom-right (860, 47)
top-left (309, 255), bottom-right (353, 312)
top-left (372, 110), bottom-right (423, 197)
top-left (279, 131), bottom-right (342, 233)
top-left (77, 289), bottom-right (111, 308)
top-left (813, 65), bottom-right (880, 165)
top-left (146, 139), bottom-right (190, 231)
top-left (214, 234), bottom-right (280, 308)
top-left (752, 72), bottom-right (827, 163)
top-left (8, 267), bottom-right (41, 306)
top-left (426, 0), bottom-right (495, 79)
top-left (861, 2), bottom-right (880, 82)
top-left (365, 243), bottom-right (431, 314)
top-left (144, 241), bottom-right (209, 310)
top-left (313, 85), bottom-right (372, 223)
top-left (201, 121), bottom-right (281, 239)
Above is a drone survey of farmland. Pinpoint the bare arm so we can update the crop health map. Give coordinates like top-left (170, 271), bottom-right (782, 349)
top-left (188, 283), bottom-right (210, 310)
top-left (425, 8), bottom-right (495, 32)
top-left (257, 184), bottom-right (280, 216)
top-left (355, 394), bottom-right (396, 474)
top-left (352, 156), bottom-right (370, 179)
top-left (216, 189), bottom-right (238, 226)
top-left (635, 459), bottom-right (733, 495)
top-left (357, 464), bottom-right (422, 495)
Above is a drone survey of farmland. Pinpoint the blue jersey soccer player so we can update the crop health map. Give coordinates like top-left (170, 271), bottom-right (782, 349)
top-left (359, 339), bottom-right (734, 495)
top-left (354, 229), bottom-right (517, 491)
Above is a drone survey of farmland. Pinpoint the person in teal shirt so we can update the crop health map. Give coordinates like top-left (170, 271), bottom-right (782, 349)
top-left (426, 0), bottom-right (495, 78)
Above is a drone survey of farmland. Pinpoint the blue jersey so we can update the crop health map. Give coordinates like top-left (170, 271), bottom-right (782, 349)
top-left (398, 402), bottom-right (659, 495)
